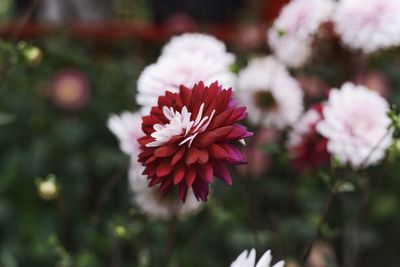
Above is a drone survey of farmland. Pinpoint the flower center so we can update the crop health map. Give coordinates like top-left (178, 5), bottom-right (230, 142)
top-left (253, 90), bottom-right (277, 110)
top-left (146, 103), bottom-right (215, 148)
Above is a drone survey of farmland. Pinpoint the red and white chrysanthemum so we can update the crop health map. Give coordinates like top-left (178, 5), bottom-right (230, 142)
top-left (138, 81), bottom-right (252, 202)
top-left (287, 104), bottom-right (330, 171)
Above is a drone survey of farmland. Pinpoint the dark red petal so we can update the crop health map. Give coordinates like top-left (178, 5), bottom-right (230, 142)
top-left (211, 126), bottom-right (234, 137)
top-left (143, 163), bottom-right (156, 176)
top-left (160, 178), bottom-right (173, 195)
top-left (158, 95), bottom-right (174, 110)
top-left (209, 144), bottom-right (228, 160)
top-left (148, 176), bottom-right (163, 186)
top-left (198, 162), bottom-right (213, 183)
top-left (185, 167), bottom-right (197, 187)
top-left (225, 125), bottom-right (253, 140)
top-left (179, 183), bottom-right (189, 202)
top-left (173, 163), bottom-right (185, 185)
top-left (190, 82), bottom-right (205, 118)
top-left (156, 159), bottom-right (172, 177)
top-left (138, 135), bottom-right (155, 146)
top-left (212, 160), bottom-right (233, 185)
top-left (192, 179), bottom-right (209, 201)
top-left (208, 108), bottom-right (234, 130)
top-left (179, 85), bottom-right (192, 106)
top-left (215, 89), bottom-right (231, 113)
top-left (155, 144), bottom-right (178, 157)
top-left (185, 146), bottom-right (199, 165)
top-left (197, 148), bottom-right (209, 164)
top-left (194, 131), bottom-right (219, 147)
top-left (144, 156), bottom-right (157, 165)
top-left (228, 106), bottom-right (247, 122)
top-left (171, 147), bottom-right (185, 165)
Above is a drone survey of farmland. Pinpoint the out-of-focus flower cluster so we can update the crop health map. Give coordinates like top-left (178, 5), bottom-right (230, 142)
top-left (106, 1), bottom-right (399, 263)
top-left (268, 0), bottom-right (400, 68)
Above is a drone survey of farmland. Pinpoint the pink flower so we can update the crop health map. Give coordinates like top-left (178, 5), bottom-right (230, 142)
top-left (138, 82), bottom-right (252, 202)
top-left (287, 104), bottom-right (329, 171)
top-left (317, 83), bottom-right (393, 168)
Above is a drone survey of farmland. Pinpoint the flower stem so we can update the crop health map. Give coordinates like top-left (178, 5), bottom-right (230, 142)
top-left (238, 176), bottom-right (261, 250)
top-left (302, 188), bottom-right (336, 265)
top-left (164, 216), bottom-right (177, 267)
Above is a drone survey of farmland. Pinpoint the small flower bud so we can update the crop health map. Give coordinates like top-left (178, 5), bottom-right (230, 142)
top-left (114, 225), bottom-right (127, 238)
top-left (23, 46), bottom-right (42, 66)
top-left (37, 176), bottom-right (58, 200)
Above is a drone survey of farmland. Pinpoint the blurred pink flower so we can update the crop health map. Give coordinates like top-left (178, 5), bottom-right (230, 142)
top-left (358, 70), bottom-right (390, 98)
top-left (234, 23), bottom-right (267, 52)
top-left (268, 0), bottom-right (336, 67)
top-left (51, 69), bottom-right (90, 111)
top-left (297, 74), bottom-right (329, 99)
top-left (334, 0), bottom-right (400, 53)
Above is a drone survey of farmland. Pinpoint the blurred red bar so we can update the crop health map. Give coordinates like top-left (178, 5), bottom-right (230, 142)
top-left (0, 21), bottom-right (238, 43)
top-left (0, 20), bottom-right (54, 39)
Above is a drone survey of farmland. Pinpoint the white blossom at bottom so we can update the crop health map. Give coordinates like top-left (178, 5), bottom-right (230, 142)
top-left (230, 249), bottom-right (285, 267)
top-left (129, 162), bottom-right (204, 220)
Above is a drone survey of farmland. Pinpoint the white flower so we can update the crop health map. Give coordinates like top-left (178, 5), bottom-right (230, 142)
top-left (161, 33), bottom-right (235, 66)
top-left (317, 82), bottom-right (393, 168)
top-left (268, 0), bottom-right (336, 67)
top-left (237, 56), bottom-right (303, 129)
top-left (107, 112), bottom-right (144, 158)
top-left (334, 0), bottom-right (400, 53)
top-left (230, 249), bottom-right (284, 267)
top-left (137, 33), bottom-right (236, 115)
top-left (128, 161), bottom-right (203, 219)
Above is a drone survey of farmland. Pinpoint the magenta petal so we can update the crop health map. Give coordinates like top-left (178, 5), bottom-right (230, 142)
top-left (228, 99), bottom-right (239, 108)
top-left (226, 124), bottom-right (253, 140)
top-left (220, 144), bottom-right (246, 164)
top-left (229, 107), bottom-right (247, 121)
